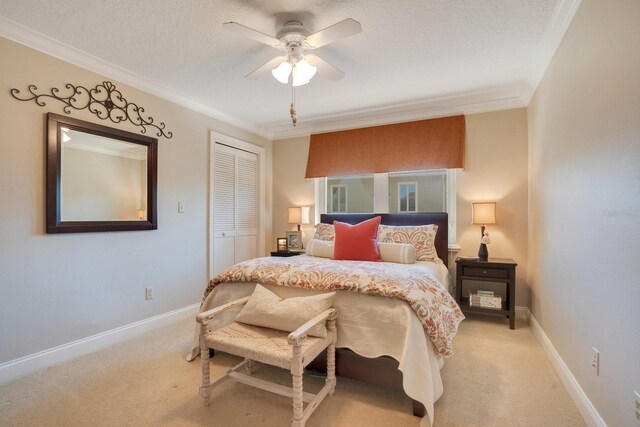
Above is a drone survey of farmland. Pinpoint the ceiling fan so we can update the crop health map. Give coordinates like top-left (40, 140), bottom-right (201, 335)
top-left (223, 18), bottom-right (362, 87)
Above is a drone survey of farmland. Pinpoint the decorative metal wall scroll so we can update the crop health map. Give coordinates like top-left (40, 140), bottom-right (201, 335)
top-left (10, 81), bottom-right (173, 139)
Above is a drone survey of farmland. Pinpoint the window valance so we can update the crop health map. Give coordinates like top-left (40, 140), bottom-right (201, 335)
top-left (304, 115), bottom-right (465, 178)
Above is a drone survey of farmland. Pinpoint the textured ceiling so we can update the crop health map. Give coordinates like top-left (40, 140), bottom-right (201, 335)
top-left (0, 0), bottom-right (567, 138)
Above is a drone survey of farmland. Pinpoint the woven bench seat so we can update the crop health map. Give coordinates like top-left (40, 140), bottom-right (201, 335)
top-left (206, 322), bottom-right (332, 370)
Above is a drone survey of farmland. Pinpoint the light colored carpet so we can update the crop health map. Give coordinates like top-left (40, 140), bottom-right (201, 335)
top-left (0, 314), bottom-right (585, 427)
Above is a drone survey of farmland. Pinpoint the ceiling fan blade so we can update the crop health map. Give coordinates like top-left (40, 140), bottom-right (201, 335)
top-left (305, 55), bottom-right (344, 81)
top-left (305, 18), bottom-right (362, 49)
top-left (223, 22), bottom-right (283, 48)
top-left (245, 56), bottom-right (287, 80)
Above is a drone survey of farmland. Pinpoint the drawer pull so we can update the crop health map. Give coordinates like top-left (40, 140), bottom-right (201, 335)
top-left (463, 266), bottom-right (508, 279)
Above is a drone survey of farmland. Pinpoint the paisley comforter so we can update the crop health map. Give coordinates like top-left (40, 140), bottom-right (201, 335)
top-left (206, 256), bottom-right (464, 357)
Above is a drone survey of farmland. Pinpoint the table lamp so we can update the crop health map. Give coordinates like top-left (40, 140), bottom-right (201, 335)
top-left (288, 206), bottom-right (310, 231)
top-left (472, 202), bottom-right (496, 260)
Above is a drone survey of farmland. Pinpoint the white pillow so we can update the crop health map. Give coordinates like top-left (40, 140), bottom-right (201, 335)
top-left (235, 285), bottom-right (336, 338)
top-left (378, 242), bottom-right (417, 264)
top-left (306, 239), bottom-right (335, 258)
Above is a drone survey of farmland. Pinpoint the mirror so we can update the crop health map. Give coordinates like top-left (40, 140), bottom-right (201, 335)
top-left (46, 113), bottom-right (157, 233)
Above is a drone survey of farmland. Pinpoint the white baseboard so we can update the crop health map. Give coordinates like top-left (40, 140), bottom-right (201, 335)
top-left (0, 303), bottom-right (200, 385)
top-left (528, 310), bottom-right (607, 427)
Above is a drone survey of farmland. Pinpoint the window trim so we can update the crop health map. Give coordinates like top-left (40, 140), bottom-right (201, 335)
top-left (398, 181), bottom-right (418, 212)
top-left (329, 184), bottom-right (347, 213)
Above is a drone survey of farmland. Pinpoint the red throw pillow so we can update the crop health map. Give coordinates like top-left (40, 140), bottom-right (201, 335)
top-left (332, 216), bottom-right (382, 261)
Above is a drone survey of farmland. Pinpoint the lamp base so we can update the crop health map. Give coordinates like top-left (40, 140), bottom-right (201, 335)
top-left (478, 243), bottom-right (488, 260)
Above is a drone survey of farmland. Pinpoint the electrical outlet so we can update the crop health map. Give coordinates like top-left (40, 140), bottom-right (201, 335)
top-left (591, 347), bottom-right (600, 376)
top-left (634, 391), bottom-right (640, 421)
top-left (145, 287), bottom-right (153, 300)
top-left (178, 202), bottom-right (185, 213)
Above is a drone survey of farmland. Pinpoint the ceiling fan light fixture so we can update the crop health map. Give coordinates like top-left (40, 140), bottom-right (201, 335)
top-left (297, 59), bottom-right (317, 79)
top-left (226, 18), bottom-right (361, 126)
top-left (271, 61), bottom-right (292, 84)
top-left (291, 59), bottom-right (317, 86)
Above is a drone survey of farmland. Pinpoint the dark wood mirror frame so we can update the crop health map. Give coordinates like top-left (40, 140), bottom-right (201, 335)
top-left (46, 112), bottom-right (158, 233)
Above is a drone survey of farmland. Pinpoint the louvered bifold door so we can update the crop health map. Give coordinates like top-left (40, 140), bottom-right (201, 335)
top-left (213, 144), bottom-right (237, 275)
top-left (213, 143), bottom-right (259, 275)
top-left (234, 149), bottom-right (258, 263)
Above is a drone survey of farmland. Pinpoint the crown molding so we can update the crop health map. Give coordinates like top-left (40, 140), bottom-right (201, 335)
top-left (520, 0), bottom-right (582, 103)
top-left (268, 85), bottom-right (526, 140)
top-left (0, 16), bottom-right (274, 140)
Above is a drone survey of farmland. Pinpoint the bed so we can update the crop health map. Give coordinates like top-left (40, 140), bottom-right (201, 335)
top-left (189, 213), bottom-right (463, 426)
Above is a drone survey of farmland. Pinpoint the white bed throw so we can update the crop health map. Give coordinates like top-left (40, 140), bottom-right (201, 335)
top-left (189, 256), bottom-right (463, 426)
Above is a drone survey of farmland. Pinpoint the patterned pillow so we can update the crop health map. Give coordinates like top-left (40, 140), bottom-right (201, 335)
top-left (312, 223), bottom-right (335, 241)
top-left (377, 224), bottom-right (439, 262)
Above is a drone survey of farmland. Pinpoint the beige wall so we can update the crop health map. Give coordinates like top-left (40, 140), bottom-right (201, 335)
top-left (0, 37), bottom-right (272, 364)
top-left (273, 109), bottom-right (530, 306)
top-left (457, 109), bottom-right (529, 306)
top-left (527, 1), bottom-right (640, 426)
top-left (272, 136), bottom-right (315, 247)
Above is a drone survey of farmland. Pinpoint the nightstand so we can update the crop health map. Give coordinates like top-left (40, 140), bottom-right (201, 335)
top-left (270, 251), bottom-right (304, 257)
top-left (455, 257), bottom-right (517, 329)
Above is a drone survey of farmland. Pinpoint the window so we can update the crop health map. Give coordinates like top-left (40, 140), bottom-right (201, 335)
top-left (329, 185), bottom-right (347, 212)
top-left (326, 175), bottom-right (374, 213)
top-left (398, 182), bottom-right (417, 212)
top-left (316, 169), bottom-right (458, 245)
top-left (389, 171), bottom-right (446, 213)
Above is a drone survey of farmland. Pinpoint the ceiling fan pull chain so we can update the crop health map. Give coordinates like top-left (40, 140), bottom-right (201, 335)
top-left (290, 85), bottom-right (297, 127)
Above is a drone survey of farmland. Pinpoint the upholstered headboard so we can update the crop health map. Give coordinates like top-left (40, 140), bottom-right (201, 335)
top-left (320, 213), bottom-right (449, 268)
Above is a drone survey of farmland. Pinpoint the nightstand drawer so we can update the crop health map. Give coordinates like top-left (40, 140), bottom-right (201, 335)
top-left (463, 266), bottom-right (508, 279)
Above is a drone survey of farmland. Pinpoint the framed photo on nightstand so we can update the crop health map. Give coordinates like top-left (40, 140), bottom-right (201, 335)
top-left (276, 237), bottom-right (288, 252)
top-left (286, 231), bottom-right (303, 251)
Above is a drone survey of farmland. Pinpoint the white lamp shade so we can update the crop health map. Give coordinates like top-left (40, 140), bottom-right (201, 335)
top-left (300, 206), bottom-right (310, 224)
top-left (292, 59), bottom-right (317, 87)
top-left (272, 61), bottom-right (292, 84)
top-left (288, 207), bottom-right (301, 224)
top-left (288, 206), bottom-right (311, 224)
top-left (472, 202), bottom-right (496, 225)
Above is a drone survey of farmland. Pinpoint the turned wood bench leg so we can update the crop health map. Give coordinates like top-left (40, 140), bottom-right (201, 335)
top-left (291, 345), bottom-right (304, 427)
top-left (199, 323), bottom-right (211, 406)
top-left (326, 317), bottom-right (337, 396)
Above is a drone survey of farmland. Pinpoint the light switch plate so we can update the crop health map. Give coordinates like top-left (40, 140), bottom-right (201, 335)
top-left (178, 202), bottom-right (185, 213)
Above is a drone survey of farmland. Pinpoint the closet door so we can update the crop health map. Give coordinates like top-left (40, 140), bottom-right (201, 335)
top-left (212, 143), bottom-right (258, 276)
top-left (234, 149), bottom-right (258, 263)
